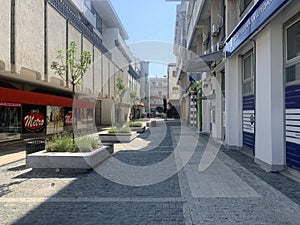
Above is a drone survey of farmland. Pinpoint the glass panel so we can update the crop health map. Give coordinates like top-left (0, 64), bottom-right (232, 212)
top-left (285, 63), bottom-right (300, 83)
top-left (243, 81), bottom-right (253, 95)
top-left (287, 20), bottom-right (300, 60)
top-left (46, 106), bottom-right (64, 135)
top-left (243, 54), bottom-right (252, 80)
top-left (0, 104), bottom-right (22, 142)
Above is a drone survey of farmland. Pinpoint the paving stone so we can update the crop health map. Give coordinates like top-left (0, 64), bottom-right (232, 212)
top-left (0, 122), bottom-right (300, 224)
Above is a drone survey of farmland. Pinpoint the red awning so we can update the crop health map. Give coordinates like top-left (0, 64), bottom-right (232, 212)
top-left (0, 87), bottom-right (95, 108)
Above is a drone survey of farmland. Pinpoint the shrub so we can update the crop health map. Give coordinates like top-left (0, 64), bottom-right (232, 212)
top-left (128, 122), bottom-right (143, 127)
top-left (108, 126), bottom-right (131, 133)
top-left (46, 134), bottom-right (101, 152)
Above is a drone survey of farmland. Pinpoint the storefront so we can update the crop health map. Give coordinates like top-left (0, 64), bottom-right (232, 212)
top-left (0, 87), bottom-right (95, 142)
top-left (225, 0), bottom-right (297, 171)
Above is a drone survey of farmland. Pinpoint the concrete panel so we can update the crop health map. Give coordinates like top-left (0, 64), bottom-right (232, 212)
top-left (47, 4), bottom-right (66, 83)
top-left (102, 99), bottom-right (114, 125)
top-left (15, 0), bottom-right (44, 78)
top-left (0, 0), bottom-right (11, 71)
top-left (94, 48), bottom-right (102, 96)
top-left (102, 56), bottom-right (109, 96)
top-left (83, 37), bottom-right (94, 94)
top-left (109, 62), bottom-right (116, 97)
top-left (225, 55), bottom-right (243, 147)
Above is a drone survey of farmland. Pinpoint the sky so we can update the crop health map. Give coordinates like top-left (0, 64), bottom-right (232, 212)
top-left (110, 0), bottom-right (178, 77)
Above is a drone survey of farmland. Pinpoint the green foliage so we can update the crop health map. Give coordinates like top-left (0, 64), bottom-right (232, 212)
top-left (46, 134), bottom-right (101, 152)
top-left (50, 40), bottom-right (92, 87)
top-left (128, 89), bottom-right (139, 103)
top-left (128, 122), bottom-right (143, 127)
top-left (116, 77), bottom-right (126, 95)
top-left (108, 126), bottom-right (131, 133)
top-left (76, 136), bottom-right (100, 152)
top-left (190, 81), bottom-right (201, 93)
top-left (46, 134), bottom-right (76, 152)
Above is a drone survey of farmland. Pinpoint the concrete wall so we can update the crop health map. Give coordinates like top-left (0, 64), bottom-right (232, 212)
top-left (0, 0), bottom-right (11, 71)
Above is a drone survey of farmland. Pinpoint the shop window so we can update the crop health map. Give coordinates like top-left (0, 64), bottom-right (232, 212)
top-left (242, 51), bottom-right (254, 95)
top-left (285, 19), bottom-right (300, 83)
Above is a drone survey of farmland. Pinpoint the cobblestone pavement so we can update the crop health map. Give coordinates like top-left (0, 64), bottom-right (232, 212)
top-left (0, 120), bottom-right (300, 224)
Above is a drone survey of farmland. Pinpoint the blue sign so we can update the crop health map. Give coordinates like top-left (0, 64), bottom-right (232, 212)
top-left (226, 0), bottom-right (290, 57)
top-left (189, 73), bottom-right (202, 81)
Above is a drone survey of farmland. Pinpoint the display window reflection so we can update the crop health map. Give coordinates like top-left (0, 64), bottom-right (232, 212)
top-left (46, 106), bottom-right (64, 134)
top-left (0, 102), bottom-right (21, 142)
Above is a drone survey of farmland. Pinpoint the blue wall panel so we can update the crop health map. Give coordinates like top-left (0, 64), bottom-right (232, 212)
top-left (285, 85), bottom-right (300, 169)
top-left (243, 95), bottom-right (255, 151)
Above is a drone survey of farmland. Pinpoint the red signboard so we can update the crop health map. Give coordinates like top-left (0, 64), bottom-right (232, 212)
top-left (64, 111), bottom-right (73, 126)
top-left (24, 111), bottom-right (45, 131)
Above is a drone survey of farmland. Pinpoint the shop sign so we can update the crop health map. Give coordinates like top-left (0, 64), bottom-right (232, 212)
top-left (24, 110), bottom-right (45, 131)
top-left (0, 102), bottom-right (21, 107)
top-left (226, 0), bottom-right (289, 57)
top-left (64, 111), bottom-right (73, 126)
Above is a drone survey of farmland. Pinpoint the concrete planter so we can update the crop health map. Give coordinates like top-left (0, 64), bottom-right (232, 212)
top-left (99, 131), bottom-right (137, 143)
top-left (130, 126), bottom-right (146, 133)
top-left (26, 145), bottom-right (113, 170)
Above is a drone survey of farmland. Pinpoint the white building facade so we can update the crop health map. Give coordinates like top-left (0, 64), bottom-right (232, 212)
top-left (149, 77), bottom-right (168, 113)
top-left (0, 0), bottom-right (139, 143)
top-left (174, 0), bottom-right (300, 171)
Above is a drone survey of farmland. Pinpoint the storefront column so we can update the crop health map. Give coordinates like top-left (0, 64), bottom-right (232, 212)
top-left (254, 24), bottom-right (284, 172)
top-left (225, 55), bottom-right (243, 147)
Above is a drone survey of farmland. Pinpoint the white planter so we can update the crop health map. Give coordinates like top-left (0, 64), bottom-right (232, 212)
top-left (99, 131), bottom-right (137, 143)
top-left (26, 145), bottom-right (113, 170)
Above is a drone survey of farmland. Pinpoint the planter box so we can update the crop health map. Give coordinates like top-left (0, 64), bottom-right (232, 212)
top-left (26, 145), bottom-right (113, 170)
top-left (99, 131), bottom-right (137, 143)
top-left (130, 126), bottom-right (146, 133)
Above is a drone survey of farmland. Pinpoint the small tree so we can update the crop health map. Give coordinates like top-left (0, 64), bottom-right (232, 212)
top-left (50, 41), bottom-right (92, 141)
top-left (51, 41), bottom-right (92, 98)
top-left (115, 77), bottom-right (126, 124)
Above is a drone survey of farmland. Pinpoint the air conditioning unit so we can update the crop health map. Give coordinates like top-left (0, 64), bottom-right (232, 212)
top-left (211, 24), bottom-right (219, 36)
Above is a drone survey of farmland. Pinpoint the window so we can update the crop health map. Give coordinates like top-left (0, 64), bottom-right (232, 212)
top-left (240, 0), bottom-right (252, 13)
top-left (172, 71), bottom-right (177, 77)
top-left (242, 51), bottom-right (254, 95)
top-left (172, 87), bottom-right (179, 94)
top-left (158, 91), bottom-right (162, 96)
top-left (285, 19), bottom-right (300, 83)
top-left (158, 82), bottom-right (162, 86)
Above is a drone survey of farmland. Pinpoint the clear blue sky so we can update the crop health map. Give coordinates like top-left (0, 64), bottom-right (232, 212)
top-left (110, 0), bottom-right (177, 77)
